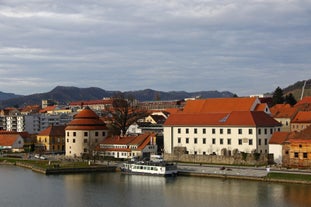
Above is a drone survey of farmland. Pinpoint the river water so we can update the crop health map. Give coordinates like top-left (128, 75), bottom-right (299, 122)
top-left (1, 165), bottom-right (311, 207)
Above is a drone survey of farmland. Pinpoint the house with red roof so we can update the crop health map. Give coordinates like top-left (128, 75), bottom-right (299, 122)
top-left (36, 125), bottom-right (66, 153)
top-left (97, 132), bottom-right (157, 159)
top-left (282, 125), bottom-right (311, 168)
top-left (65, 107), bottom-right (108, 157)
top-left (163, 97), bottom-right (281, 157)
top-left (0, 133), bottom-right (24, 152)
top-left (269, 131), bottom-right (294, 164)
top-left (291, 111), bottom-right (311, 132)
top-left (270, 104), bottom-right (298, 132)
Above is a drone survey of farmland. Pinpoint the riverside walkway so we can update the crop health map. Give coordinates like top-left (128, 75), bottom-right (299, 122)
top-left (177, 163), bottom-right (311, 180)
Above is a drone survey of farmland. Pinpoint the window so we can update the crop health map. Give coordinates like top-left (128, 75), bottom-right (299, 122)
top-left (102, 131), bottom-right (106, 136)
top-left (220, 138), bottom-right (223, 145)
top-left (95, 132), bottom-right (99, 136)
top-left (258, 129), bottom-right (261, 135)
top-left (186, 138), bottom-right (189, 144)
top-left (178, 137), bottom-right (181, 144)
top-left (73, 139), bottom-right (76, 143)
top-left (258, 139), bottom-right (261, 145)
top-left (84, 132), bottom-right (88, 137)
top-left (227, 129), bottom-right (231, 134)
top-left (220, 129), bottom-right (223, 134)
top-left (194, 138), bottom-right (198, 144)
top-left (249, 139), bottom-right (253, 145)
top-left (84, 139), bottom-right (87, 143)
top-left (270, 128), bottom-right (273, 134)
top-left (212, 128), bottom-right (216, 134)
top-left (67, 139), bottom-right (69, 143)
top-left (294, 152), bottom-right (299, 158)
top-left (203, 138), bottom-right (206, 144)
top-left (212, 138), bottom-right (216, 144)
top-left (194, 128), bottom-right (197, 134)
top-left (67, 132), bottom-right (69, 136)
top-left (265, 139), bottom-right (268, 145)
top-left (203, 129), bottom-right (206, 134)
top-left (227, 138), bottom-right (231, 145)
top-left (238, 129), bottom-right (242, 134)
top-left (264, 129), bottom-right (267, 134)
top-left (203, 152), bottom-right (206, 155)
top-left (178, 128), bottom-right (181, 133)
top-left (303, 153), bottom-right (308, 159)
top-left (238, 139), bottom-right (242, 145)
top-left (73, 132), bottom-right (76, 137)
top-left (249, 129), bottom-right (253, 135)
top-left (186, 128), bottom-right (189, 134)
top-left (194, 151), bottom-right (197, 155)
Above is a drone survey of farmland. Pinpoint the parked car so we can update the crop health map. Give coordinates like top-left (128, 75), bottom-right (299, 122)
top-left (40, 155), bottom-right (47, 160)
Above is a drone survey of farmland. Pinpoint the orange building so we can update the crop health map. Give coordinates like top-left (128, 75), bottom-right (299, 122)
top-left (283, 126), bottom-right (311, 168)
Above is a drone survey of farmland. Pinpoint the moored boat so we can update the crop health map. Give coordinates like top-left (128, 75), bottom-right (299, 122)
top-left (121, 161), bottom-right (178, 176)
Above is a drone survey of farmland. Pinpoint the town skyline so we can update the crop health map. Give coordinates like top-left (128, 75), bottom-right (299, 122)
top-left (1, 1), bottom-right (310, 96)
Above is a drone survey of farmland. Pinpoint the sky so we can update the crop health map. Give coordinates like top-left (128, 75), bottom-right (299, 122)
top-left (0, 0), bottom-right (310, 96)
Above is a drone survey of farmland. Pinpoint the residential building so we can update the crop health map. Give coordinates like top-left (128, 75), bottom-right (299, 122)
top-left (163, 97), bottom-right (281, 156)
top-left (0, 133), bottom-right (24, 152)
top-left (36, 125), bottom-right (66, 153)
top-left (291, 111), bottom-right (311, 132)
top-left (270, 104), bottom-right (298, 132)
top-left (98, 132), bottom-right (157, 159)
top-left (282, 126), bottom-right (311, 168)
top-left (69, 99), bottom-right (113, 111)
top-left (65, 107), bottom-right (108, 157)
top-left (269, 132), bottom-right (292, 164)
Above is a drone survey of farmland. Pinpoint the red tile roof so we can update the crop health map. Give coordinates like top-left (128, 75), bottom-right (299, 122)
top-left (39, 106), bottom-right (57, 113)
top-left (69, 99), bottom-right (113, 106)
top-left (65, 107), bottom-right (107, 130)
top-left (295, 96), bottom-right (311, 106)
top-left (99, 133), bottom-right (155, 152)
top-left (164, 111), bottom-right (281, 127)
top-left (270, 104), bottom-right (298, 118)
top-left (0, 134), bottom-right (21, 147)
top-left (291, 111), bottom-right (311, 123)
top-left (182, 97), bottom-right (258, 113)
top-left (38, 125), bottom-right (66, 137)
top-left (269, 132), bottom-right (291, 144)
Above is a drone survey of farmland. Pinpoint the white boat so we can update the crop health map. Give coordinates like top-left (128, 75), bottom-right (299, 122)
top-left (121, 161), bottom-right (178, 176)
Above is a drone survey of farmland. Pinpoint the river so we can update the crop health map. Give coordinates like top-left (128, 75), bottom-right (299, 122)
top-left (0, 165), bottom-right (310, 207)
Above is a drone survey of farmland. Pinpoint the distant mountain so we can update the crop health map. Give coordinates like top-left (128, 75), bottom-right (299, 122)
top-left (0, 86), bottom-right (234, 108)
top-left (0, 91), bottom-right (21, 101)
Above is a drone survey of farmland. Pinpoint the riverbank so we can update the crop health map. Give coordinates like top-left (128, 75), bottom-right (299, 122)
top-left (177, 163), bottom-right (311, 185)
top-left (0, 157), bottom-right (117, 175)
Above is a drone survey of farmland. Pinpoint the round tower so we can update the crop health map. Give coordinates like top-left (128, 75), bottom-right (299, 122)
top-left (65, 107), bottom-right (107, 157)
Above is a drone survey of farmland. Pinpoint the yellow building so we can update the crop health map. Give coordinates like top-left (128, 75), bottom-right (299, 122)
top-left (36, 125), bottom-right (66, 153)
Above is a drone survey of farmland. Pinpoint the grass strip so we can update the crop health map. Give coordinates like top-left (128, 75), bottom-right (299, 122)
top-left (267, 172), bottom-right (311, 182)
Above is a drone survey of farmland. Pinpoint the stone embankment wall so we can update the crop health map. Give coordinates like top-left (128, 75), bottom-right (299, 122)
top-left (164, 152), bottom-right (268, 166)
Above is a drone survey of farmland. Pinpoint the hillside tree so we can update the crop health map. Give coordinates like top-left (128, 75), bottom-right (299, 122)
top-left (284, 93), bottom-right (297, 106)
top-left (272, 86), bottom-right (284, 106)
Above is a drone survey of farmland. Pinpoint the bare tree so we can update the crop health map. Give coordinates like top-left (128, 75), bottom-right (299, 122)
top-left (107, 93), bottom-right (149, 135)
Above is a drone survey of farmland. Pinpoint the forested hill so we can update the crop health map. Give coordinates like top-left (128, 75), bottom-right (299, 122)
top-left (0, 86), bottom-right (234, 108)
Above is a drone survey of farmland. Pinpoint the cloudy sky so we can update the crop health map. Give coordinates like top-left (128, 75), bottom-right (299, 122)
top-left (0, 0), bottom-right (310, 96)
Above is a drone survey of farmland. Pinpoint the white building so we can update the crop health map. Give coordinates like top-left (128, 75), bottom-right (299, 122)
top-left (269, 132), bottom-right (290, 164)
top-left (163, 97), bottom-right (281, 156)
top-left (65, 107), bottom-right (108, 157)
top-left (98, 133), bottom-right (158, 159)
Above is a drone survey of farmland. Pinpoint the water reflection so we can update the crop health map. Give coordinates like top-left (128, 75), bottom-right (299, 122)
top-left (1, 165), bottom-right (311, 207)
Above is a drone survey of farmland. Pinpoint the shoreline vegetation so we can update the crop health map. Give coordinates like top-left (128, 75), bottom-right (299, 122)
top-left (1, 157), bottom-right (311, 184)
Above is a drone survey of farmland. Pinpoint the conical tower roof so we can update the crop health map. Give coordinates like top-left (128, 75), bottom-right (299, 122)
top-left (65, 107), bottom-right (107, 130)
